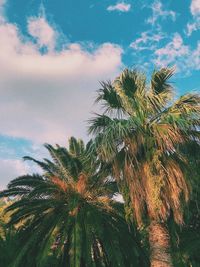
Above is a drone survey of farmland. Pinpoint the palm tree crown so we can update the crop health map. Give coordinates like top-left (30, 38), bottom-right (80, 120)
top-left (0, 137), bottom-right (146, 267)
top-left (89, 68), bottom-right (200, 266)
top-left (89, 68), bottom-right (200, 225)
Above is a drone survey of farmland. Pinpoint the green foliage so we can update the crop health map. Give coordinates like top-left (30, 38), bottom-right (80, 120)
top-left (170, 142), bottom-right (200, 266)
top-left (0, 227), bottom-right (20, 267)
top-left (0, 137), bottom-right (148, 267)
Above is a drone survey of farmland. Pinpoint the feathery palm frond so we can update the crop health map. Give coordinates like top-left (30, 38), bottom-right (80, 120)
top-left (0, 137), bottom-right (147, 267)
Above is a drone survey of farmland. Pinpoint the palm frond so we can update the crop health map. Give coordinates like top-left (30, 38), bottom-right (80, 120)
top-left (151, 67), bottom-right (174, 95)
top-left (0, 138), bottom-right (147, 266)
top-left (95, 81), bottom-right (123, 114)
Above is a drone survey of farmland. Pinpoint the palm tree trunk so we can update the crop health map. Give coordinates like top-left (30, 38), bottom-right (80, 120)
top-left (149, 221), bottom-right (173, 267)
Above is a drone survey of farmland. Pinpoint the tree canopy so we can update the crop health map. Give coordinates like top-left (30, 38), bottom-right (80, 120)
top-left (0, 137), bottom-right (147, 267)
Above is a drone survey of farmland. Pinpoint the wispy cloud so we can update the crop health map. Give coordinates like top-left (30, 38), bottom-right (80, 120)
top-left (154, 33), bottom-right (189, 66)
top-left (28, 17), bottom-right (56, 51)
top-left (107, 2), bottom-right (131, 12)
top-left (153, 33), bottom-right (200, 72)
top-left (130, 31), bottom-right (165, 51)
top-left (146, 0), bottom-right (176, 25)
top-left (186, 20), bottom-right (200, 36)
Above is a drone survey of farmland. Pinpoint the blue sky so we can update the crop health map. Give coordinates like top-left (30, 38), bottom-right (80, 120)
top-left (0, 0), bottom-right (200, 188)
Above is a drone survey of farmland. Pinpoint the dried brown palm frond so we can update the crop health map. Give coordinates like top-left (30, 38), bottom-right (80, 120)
top-left (51, 176), bottom-right (68, 192)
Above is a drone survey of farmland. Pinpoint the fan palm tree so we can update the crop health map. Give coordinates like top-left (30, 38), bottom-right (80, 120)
top-left (88, 68), bottom-right (200, 267)
top-left (0, 137), bottom-right (147, 267)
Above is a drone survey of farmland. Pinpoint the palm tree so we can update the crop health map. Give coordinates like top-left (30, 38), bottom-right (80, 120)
top-left (88, 68), bottom-right (200, 267)
top-left (0, 137), bottom-right (147, 267)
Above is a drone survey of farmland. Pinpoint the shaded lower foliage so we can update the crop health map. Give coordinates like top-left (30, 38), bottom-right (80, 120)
top-left (169, 199), bottom-right (200, 267)
top-left (170, 142), bottom-right (200, 266)
top-left (0, 227), bottom-right (20, 267)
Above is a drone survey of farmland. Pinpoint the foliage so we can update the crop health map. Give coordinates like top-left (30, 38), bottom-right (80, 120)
top-left (0, 226), bottom-right (20, 267)
top-left (89, 67), bottom-right (200, 227)
top-left (171, 200), bottom-right (200, 267)
top-left (0, 137), bottom-right (148, 267)
top-left (170, 142), bottom-right (200, 266)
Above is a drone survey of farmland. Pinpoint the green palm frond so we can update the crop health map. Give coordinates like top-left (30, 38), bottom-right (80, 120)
top-left (69, 136), bottom-right (85, 156)
top-left (0, 137), bottom-right (147, 267)
top-left (151, 67), bottom-right (174, 95)
top-left (114, 68), bottom-right (145, 98)
top-left (95, 81), bottom-right (123, 114)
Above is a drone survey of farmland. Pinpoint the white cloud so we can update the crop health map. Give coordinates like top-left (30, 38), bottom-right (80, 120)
top-left (0, 157), bottom-right (43, 189)
top-left (186, 21), bottom-right (200, 36)
top-left (0, 159), bottom-right (29, 189)
top-left (153, 33), bottom-right (200, 72)
top-left (130, 31), bottom-right (165, 51)
top-left (191, 0), bottom-right (200, 16)
top-left (107, 2), bottom-right (131, 12)
top-left (154, 33), bottom-right (189, 67)
top-left (0, 12), bottom-right (123, 144)
top-left (147, 0), bottom-right (176, 25)
top-left (190, 41), bottom-right (200, 69)
top-left (0, 2), bottom-right (123, 188)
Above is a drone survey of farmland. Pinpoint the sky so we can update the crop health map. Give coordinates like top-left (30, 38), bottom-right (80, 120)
top-left (0, 0), bottom-right (200, 188)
